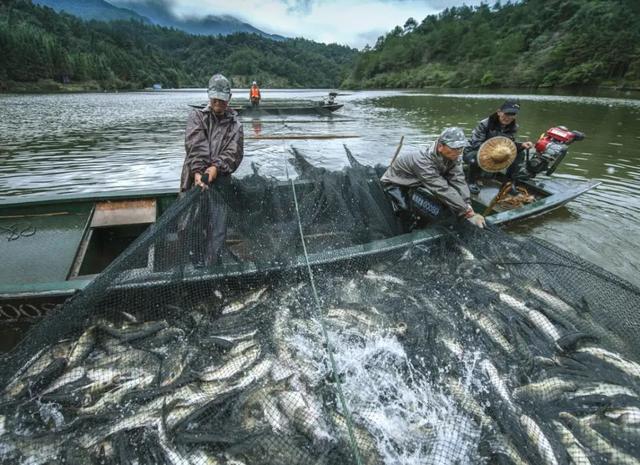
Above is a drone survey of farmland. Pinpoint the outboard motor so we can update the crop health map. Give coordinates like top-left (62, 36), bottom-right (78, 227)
top-left (524, 126), bottom-right (585, 177)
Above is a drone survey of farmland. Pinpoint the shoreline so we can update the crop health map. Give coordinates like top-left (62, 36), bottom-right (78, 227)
top-left (2, 79), bottom-right (640, 96)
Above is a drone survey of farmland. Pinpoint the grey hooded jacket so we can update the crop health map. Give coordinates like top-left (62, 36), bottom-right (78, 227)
top-left (380, 141), bottom-right (471, 217)
top-left (180, 106), bottom-right (244, 191)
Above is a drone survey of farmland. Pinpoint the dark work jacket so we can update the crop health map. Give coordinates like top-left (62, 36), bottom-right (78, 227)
top-left (464, 112), bottom-right (522, 155)
top-left (180, 106), bottom-right (244, 191)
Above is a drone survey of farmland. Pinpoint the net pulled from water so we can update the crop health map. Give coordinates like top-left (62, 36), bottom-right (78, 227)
top-left (1, 148), bottom-right (640, 465)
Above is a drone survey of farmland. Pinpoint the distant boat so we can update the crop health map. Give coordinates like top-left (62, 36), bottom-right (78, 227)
top-left (189, 102), bottom-right (343, 116)
top-left (152, 83), bottom-right (162, 90)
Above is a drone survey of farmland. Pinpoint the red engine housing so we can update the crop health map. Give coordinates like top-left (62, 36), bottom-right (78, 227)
top-left (534, 126), bottom-right (578, 153)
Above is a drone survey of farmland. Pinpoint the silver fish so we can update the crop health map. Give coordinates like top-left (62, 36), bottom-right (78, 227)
top-left (603, 406), bottom-right (640, 425)
top-left (222, 286), bottom-right (268, 314)
top-left (200, 345), bottom-right (261, 382)
top-left (363, 270), bottom-right (405, 286)
top-left (568, 382), bottom-right (638, 400)
top-left (491, 434), bottom-right (532, 465)
top-left (447, 377), bottom-right (493, 428)
top-left (480, 359), bottom-right (516, 411)
top-left (560, 412), bottom-right (640, 465)
top-left (278, 389), bottom-right (333, 443)
top-left (526, 286), bottom-right (576, 316)
top-left (464, 307), bottom-right (514, 354)
top-left (513, 377), bottom-right (578, 403)
top-left (41, 366), bottom-right (86, 395)
top-left (577, 346), bottom-right (640, 381)
top-left (520, 414), bottom-right (560, 465)
top-left (68, 326), bottom-right (96, 367)
top-left (551, 420), bottom-right (592, 465)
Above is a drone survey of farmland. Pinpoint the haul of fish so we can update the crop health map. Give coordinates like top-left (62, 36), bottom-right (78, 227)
top-left (1, 236), bottom-right (639, 465)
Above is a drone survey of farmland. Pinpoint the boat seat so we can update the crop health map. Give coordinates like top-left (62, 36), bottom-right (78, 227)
top-left (91, 199), bottom-right (156, 227)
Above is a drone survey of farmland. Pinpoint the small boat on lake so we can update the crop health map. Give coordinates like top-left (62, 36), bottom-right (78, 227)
top-left (0, 156), bottom-right (599, 326)
top-left (234, 102), bottom-right (343, 116)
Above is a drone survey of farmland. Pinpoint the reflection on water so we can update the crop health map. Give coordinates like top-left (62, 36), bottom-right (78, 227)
top-left (0, 89), bottom-right (639, 285)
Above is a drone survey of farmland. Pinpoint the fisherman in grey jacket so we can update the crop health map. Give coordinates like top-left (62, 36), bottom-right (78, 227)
top-left (381, 127), bottom-right (486, 228)
top-left (180, 73), bottom-right (244, 192)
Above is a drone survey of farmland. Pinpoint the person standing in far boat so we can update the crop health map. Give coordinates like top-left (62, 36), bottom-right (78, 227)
top-left (180, 73), bottom-right (244, 265)
top-left (381, 127), bottom-right (486, 229)
top-left (463, 99), bottom-right (534, 194)
top-left (249, 81), bottom-right (261, 108)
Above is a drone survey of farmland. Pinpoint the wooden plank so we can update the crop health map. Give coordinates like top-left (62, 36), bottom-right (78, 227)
top-left (92, 199), bottom-right (156, 227)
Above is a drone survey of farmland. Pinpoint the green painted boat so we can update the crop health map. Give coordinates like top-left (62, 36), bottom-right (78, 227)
top-left (0, 175), bottom-right (599, 325)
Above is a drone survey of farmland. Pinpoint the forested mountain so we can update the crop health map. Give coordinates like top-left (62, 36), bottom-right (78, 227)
top-left (0, 1), bottom-right (356, 91)
top-left (32, 0), bottom-right (148, 23)
top-left (33, 0), bottom-right (283, 40)
top-left (344, 0), bottom-right (640, 89)
top-left (111, 1), bottom-right (284, 40)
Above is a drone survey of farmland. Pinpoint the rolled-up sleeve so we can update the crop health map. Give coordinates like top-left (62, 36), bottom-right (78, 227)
top-left (415, 157), bottom-right (469, 217)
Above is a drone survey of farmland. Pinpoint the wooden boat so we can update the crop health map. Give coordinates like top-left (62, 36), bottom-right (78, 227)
top-left (0, 171), bottom-right (599, 327)
top-left (234, 103), bottom-right (343, 116)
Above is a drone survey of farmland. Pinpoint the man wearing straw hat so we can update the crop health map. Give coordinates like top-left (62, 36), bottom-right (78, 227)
top-left (463, 99), bottom-right (533, 194)
top-left (381, 127), bottom-right (486, 228)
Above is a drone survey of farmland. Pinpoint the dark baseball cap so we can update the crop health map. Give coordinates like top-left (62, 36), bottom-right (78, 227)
top-left (499, 99), bottom-right (520, 114)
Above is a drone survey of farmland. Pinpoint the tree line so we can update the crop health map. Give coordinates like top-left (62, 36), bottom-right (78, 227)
top-left (344, 0), bottom-right (640, 89)
top-left (0, 0), bottom-right (357, 91)
top-left (2, 0), bottom-right (639, 92)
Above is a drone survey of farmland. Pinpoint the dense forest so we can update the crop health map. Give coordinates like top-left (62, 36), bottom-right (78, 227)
top-left (344, 0), bottom-right (640, 89)
top-left (0, 0), bottom-right (357, 91)
top-left (2, 0), bottom-right (640, 92)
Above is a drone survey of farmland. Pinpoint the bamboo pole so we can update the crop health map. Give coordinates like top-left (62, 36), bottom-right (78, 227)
top-left (388, 136), bottom-right (405, 166)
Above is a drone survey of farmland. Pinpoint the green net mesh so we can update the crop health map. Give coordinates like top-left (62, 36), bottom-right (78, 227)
top-left (1, 149), bottom-right (639, 465)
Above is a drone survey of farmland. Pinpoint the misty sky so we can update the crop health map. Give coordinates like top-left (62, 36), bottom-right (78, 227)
top-left (112, 0), bottom-right (485, 49)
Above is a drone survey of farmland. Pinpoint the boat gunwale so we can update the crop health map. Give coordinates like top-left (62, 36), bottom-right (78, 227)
top-left (0, 177), bottom-right (601, 299)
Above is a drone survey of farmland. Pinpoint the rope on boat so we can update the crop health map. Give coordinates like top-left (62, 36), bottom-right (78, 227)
top-left (281, 142), bottom-right (365, 465)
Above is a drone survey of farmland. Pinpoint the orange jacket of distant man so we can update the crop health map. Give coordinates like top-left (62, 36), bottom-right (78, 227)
top-left (250, 85), bottom-right (261, 101)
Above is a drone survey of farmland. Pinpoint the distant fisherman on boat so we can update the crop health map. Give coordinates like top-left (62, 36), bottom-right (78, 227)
top-left (463, 99), bottom-right (534, 194)
top-left (381, 127), bottom-right (486, 229)
top-left (249, 81), bottom-right (261, 108)
top-left (181, 73), bottom-right (244, 191)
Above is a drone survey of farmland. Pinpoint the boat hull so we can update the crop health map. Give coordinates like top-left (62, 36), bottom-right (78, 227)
top-left (0, 176), bottom-right (599, 325)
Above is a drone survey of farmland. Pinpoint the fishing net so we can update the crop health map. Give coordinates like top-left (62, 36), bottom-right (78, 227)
top-left (1, 147), bottom-right (639, 465)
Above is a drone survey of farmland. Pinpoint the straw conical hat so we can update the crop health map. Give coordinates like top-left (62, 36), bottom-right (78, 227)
top-left (477, 136), bottom-right (517, 172)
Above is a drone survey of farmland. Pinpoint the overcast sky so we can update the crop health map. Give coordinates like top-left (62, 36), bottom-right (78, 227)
top-left (116, 0), bottom-right (485, 49)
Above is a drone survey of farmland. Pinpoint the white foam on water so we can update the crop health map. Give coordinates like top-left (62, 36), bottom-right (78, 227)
top-left (286, 318), bottom-right (483, 465)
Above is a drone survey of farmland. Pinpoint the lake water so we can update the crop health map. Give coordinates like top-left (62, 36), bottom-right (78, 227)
top-left (1, 88), bottom-right (639, 286)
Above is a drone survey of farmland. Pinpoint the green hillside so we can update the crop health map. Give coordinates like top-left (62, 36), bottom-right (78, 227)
top-left (0, 0), bottom-right (357, 92)
top-left (343, 0), bottom-right (640, 90)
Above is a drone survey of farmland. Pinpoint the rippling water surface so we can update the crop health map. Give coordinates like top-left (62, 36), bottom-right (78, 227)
top-left (1, 88), bottom-right (639, 285)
